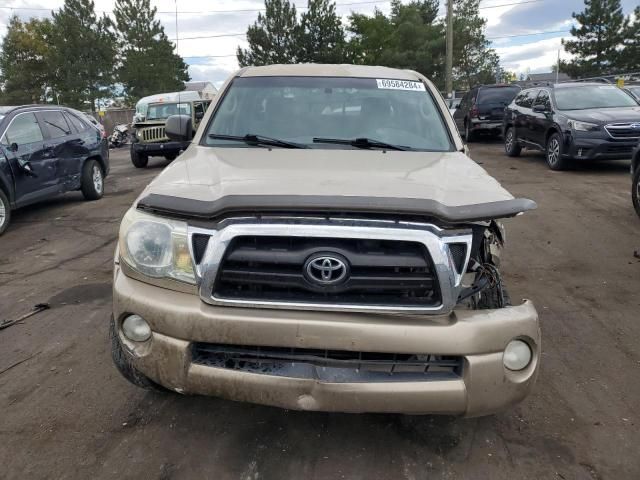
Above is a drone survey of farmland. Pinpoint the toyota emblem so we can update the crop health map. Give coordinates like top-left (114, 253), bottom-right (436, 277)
top-left (630, 123), bottom-right (640, 129)
top-left (304, 254), bottom-right (349, 286)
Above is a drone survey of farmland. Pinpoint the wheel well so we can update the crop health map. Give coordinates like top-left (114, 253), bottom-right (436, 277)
top-left (545, 127), bottom-right (560, 145)
top-left (84, 155), bottom-right (105, 175)
top-left (0, 175), bottom-right (13, 204)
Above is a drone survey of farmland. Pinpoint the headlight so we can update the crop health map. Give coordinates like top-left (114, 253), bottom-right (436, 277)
top-left (503, 339), bottom-right (532, 371)
top-left (119, 208), bottom-right (195, 284)
top-left (567, 119), bottom-right (599, 132)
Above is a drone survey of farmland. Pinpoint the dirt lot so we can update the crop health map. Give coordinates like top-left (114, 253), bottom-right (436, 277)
top-left (1, 144), bottom-right (639, 480)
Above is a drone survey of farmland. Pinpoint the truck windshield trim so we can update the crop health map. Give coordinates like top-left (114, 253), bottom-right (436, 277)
top-left (202, 76), bottom-right (454, 152)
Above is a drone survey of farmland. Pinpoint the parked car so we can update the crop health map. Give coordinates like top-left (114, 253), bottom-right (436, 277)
top-left (83, 113), bottom-right (106, 139)
top-left (447, 97), bottom-right (461, 115)
top-left (111, 64), bottom-right (540, 417)
top-left (130, 98), bottom-right (211, 168)
top-left (453, 84), bottom-right (521, 141)
top-left (632, 143), bottom-right (640, 217)
top-left (624, 84), bottom-right (640, 101)
top-left (503, 82), bottom-right (640, 170)
top-left (0, 105), bottom-right (109, 235)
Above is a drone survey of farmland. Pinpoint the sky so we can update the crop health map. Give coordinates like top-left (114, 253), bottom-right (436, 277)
top-left (0, 0), bottom-right (638, 88)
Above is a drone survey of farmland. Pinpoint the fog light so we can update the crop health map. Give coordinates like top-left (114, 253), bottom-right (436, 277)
top-left (122, 314), bottom-right (151, 342)
top-left (503, 339), bottom-right (532, 371)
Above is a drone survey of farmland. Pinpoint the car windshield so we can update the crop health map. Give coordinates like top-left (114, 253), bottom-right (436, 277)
top-left (146, 102), bottom-right (192, 121)
top-left (554, 85), bottom-right (639, 110)
top-left (205, 76), bottom-right (452, 151)
top-left (477, 86), bottom-right (520, 104)
top-left (627, 86), bottom-right (640, 99)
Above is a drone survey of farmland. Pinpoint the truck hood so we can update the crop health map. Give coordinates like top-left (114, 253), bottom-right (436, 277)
top-left (137, 146), bottom-right (536, 223)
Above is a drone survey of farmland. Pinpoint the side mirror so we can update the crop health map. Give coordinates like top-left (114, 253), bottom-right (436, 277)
top-left (195, 110), bottom-right (204, 121)
top-left (532, 104), bottom-right (547, 113)
top-left (165, 115), bottom-right (193, 142)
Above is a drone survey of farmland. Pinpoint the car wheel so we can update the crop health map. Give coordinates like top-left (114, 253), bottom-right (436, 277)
top-left (0, 189), bottom-right (11, 236)
top-left (546, 132), bottom-right (569, 170)
top-left (465, 120), bottom-right (475, 142)
top-left (110, 316), bottom-right (167, 392)
top-left (131, 147), bottom-right (148, 168)
top-left (632, 166), bottom-right (640, 218)
top-left (81, 159), bottom-right (104, 201)
top-left (504, 127), bottom-right (521, 157)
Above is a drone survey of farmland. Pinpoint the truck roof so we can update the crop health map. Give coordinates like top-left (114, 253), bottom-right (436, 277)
top-left (238, 64), bottom-right (422, 81)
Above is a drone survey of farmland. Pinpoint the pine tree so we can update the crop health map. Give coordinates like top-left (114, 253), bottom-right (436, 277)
top-left (51, 0), bottom-right (116, 110)
top-left (0, 16), bottom-right (55, 104)
top-left (237, 0), bottom-right (299, 66)
top-left (297, 0), bottom-right (346, 64)
top-left (114, 0), bottom-right (190, 103)
top-left (621, 6), bottom-right (639, 72)
top-left (562, 0), bottom-right (627, 78)
top-left (453, 0), bottom-right (501, 89)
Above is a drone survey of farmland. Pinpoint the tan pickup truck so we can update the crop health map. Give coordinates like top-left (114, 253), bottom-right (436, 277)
top-left (111, 64), bottom-right (540, 417)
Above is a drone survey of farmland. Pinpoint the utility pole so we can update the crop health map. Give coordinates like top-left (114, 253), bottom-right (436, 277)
top-left (445, 0), bottom-right (453, 98)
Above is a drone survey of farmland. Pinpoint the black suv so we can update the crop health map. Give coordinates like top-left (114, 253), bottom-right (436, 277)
top-left (503, 83), bottom-right (640, 170)
top-left (453, 84), bottom-right (521, 141)
top-left (0, 105), bottom-right (109, 235)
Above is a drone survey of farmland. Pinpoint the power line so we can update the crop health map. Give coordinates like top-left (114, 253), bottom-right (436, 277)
top-left (488, 29), bottom-right (571, 40)
top-left (479, 0), bottom-right (546, 9)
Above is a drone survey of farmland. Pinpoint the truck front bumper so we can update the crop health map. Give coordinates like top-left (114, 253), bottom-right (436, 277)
top-left (113, 267), bottom-right (541, 417)
top-left (131, 140), bottom-right (190, 157)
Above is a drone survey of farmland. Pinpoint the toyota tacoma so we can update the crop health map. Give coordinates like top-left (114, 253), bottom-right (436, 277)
top-left (111, 64), bottom-right (540, 417)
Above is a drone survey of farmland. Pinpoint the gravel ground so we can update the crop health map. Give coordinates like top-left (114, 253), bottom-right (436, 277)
top-left (0, 143), bottom-right (638, 480)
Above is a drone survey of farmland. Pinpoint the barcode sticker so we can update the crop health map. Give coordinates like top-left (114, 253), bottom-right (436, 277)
top-left (376, 79), bottom-right (426, 91)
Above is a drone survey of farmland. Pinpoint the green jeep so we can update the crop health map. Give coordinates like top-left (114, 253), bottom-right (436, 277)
top-left (130, 99), bottom-right (211, 168)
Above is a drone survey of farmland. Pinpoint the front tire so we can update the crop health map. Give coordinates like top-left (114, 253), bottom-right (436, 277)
top-left (546, 132), bottom-right (570, 170)
top-left (632, 166), bottom-right (640, 218)
top-left (81, 159), bottom-right (104, 200)
top-left (504, 127), bottom-right (521, 157)
top-left (131, 146), bottom-right (148, 168)
top-left (0, 189), bottom-right (11, 235)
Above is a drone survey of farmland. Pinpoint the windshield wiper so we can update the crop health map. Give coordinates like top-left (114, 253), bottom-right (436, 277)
top-left (312, 137), bottom-right (410, 151)
top-left (208, 133), bottom-right (308, 149)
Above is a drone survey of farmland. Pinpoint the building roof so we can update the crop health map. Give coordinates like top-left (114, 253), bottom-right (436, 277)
top-left (527, 72), bottom-right (571, 82)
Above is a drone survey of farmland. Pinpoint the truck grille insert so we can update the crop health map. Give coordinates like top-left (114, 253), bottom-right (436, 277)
top-left (140, 126), bottom-right (168, 142)
top-left (192, 343), bottom-right (463, 382)
top-left (212, 236), bottom-right (441, 308)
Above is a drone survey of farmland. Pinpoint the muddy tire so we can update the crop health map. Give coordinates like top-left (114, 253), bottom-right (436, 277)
top-left (81, 159), bottom-right (104, 201)
top-left (546, 132), bottom-right (570, 171)
top-left (110, 316), bottom-right (166, 392)
top-left (465, 120), bottom-right (475, 142)
top-left (504, 127), bottom-right (521, 157)
top-left (632, 166), bottom-right (640, 218)
top-left (0, 188), bottom-right (11, 236)
top-left (131, 146), bottom-right (148, 168)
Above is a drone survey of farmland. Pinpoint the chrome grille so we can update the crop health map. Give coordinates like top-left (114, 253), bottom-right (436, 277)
top-left (140, 126), bottom-right (168, 142)
top-left (604, 123), bottom-right (640, 139)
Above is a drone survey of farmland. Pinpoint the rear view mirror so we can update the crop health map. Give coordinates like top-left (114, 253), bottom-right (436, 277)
top-left (165, 115), bottom-right (193, 142)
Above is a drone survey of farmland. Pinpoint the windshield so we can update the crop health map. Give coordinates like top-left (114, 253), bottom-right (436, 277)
top-left (554, 85), bottom-right (639, 110)
top-left (477, 86), bottom-right (520, 104)
top-left (626, 86), bottom-right (640, 99)
top-left (205, 76), bottom-right (452, 151)
top-left (146, 102), bottom-right (192, 121)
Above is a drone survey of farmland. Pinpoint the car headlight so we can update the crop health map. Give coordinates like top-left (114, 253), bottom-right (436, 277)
top-left (119, 208), bottom-right (195, 284)
top-left (567, 119), bottom-right (599, 132)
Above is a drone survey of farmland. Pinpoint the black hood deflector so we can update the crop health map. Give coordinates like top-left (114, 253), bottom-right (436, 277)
top-left (137, 194), bottom-right (537, 224)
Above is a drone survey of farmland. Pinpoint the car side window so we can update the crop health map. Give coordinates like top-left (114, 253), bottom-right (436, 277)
top-left (535, 90), bottom-right (551, 110)
top-left (39, 110), bottom-right (72, 139)
top-left (64, 112), bottom-right (88, 133)
top-left (518, 90), bottom-right (537, 108)
top-left (1, 113), bottom-right (44, 147)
